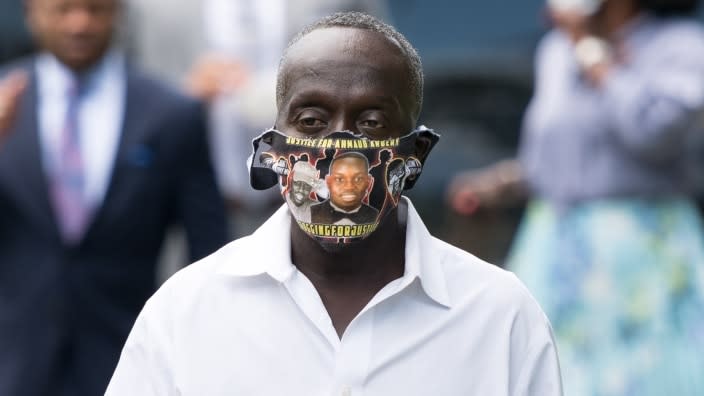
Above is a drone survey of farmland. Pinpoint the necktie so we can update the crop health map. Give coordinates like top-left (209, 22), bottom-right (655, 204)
top-left (50, 74), bottom-right (90, 244)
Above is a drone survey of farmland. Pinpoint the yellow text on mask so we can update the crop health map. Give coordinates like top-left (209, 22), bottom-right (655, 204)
top-left (297, 221), bottom-right (378, 238)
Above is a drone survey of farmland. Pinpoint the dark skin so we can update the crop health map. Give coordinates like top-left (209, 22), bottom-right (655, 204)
top-left (26, 0), bottom-right (119, 72)
top-left (326, 156), bottom-right (371, 211)
top-left (0, 71), bottom-right (28, 138)
top-left (276, 27), bottom-right (430, 338)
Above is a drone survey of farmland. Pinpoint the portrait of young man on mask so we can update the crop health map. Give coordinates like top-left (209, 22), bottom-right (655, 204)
top-left (107, 12), bottom-right (563, 396)
top-left (309, 152), bottom-right (379, 226)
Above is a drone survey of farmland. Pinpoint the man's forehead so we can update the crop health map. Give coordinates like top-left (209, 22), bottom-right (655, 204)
top-left (333, 156), bottom-right (367, 168)
top-left (284, 27), bottom-right (404, 72)
top-left (279, 27), bottom-right (410, 108)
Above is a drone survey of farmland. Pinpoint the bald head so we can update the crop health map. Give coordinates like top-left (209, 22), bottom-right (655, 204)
top-left (276, 12), bottom-right (423, 122)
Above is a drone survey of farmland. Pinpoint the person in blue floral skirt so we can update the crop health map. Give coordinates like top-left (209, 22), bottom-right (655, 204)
top-left (449, 0), bottom-right (704, 394)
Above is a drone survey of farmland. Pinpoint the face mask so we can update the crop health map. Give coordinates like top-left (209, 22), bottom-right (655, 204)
top-left (249, 127), bottom-right (439, 244)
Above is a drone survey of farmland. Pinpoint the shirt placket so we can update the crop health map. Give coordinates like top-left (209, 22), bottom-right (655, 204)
top-left (333, 310), bottom-right (373, 396)
top-left (331, 275), bottom-right (417, 396)
top-left (283, 269), bottom-right (416, 396)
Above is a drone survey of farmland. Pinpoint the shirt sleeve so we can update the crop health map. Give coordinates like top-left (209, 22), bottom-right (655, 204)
top-left (105, 296), bottom-right (177, 396)
top-left (508, 274), bottom-right (564, 396)
top-left (511, 321), bottom-right (564, 396)
top-left (601, 23), bottom-right (704, 164)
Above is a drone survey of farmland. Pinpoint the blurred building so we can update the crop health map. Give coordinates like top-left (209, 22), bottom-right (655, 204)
top-left (0, 1), bottom-right (34, 63)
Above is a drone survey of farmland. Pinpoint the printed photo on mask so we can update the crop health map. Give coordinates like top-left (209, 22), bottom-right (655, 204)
top-left (311, 152), bottom-right (379, 226)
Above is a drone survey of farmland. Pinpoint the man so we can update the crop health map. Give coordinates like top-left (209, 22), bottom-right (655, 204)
top-left (310, 152), bottom-right (379, 225)
top-left (0, 1), bottom-right (228, 395)
top-left (286, 160), bottom-right (320, 222)
top-left (107, 12), bottom-right (562, 395)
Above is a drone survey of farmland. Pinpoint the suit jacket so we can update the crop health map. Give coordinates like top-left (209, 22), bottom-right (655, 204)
top-left (0, 57), bottom-right (228, 396)
top-left (309, 200), bottom-right (379, 225)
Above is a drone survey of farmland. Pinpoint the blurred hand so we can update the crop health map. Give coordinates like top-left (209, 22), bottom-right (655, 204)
top-left (447, 160), bottom-right (527, 215)
top-left (548, 6), bottom-right (620, 86)
top-left (548, 8), bottom-right (591, 43)
top-left (0, 70), bottom-right (28, 145)
top-left (184, 54), bottom-right (249, 102)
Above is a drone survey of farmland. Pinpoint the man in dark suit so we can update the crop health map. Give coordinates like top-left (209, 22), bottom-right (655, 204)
top-left (310, 152), bottom-right (379, 224)
top-left (0, 0), bottom-right (228, 395)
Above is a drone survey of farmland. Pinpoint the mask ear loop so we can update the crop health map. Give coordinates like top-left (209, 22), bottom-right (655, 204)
top-left (248, 129), bottom-right (283, 190)
top-left (399, 127), bottom-right (440, 190)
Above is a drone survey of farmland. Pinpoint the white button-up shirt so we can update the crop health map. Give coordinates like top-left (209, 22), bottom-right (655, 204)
top-left (106, 198), bottom-right (562, 395)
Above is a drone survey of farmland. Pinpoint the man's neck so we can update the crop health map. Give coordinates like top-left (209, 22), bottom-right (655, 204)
top-left (290, 202), bottom-right (407, 337)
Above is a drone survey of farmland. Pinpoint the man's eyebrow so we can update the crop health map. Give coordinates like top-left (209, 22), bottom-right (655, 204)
top-left (288, 90), bottom-right (397, 104)
top-left (287, 90), bottom-right (331, 106)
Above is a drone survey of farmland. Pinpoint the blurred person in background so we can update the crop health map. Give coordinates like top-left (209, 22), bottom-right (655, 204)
top-left (448, 0), bottom-right (704, 394)
top-left (0, 0), bottom-right (228, 395)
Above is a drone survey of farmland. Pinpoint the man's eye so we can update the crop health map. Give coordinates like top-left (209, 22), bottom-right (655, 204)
top-left (360, 120), bottom-right (382, 129)
top-left (300, 118), bottom-right (318, 126)
top-left (296, 114), bottom-right (328, 130)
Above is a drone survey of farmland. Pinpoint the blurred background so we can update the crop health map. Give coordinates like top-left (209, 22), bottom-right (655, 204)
top-left (3, 1), bottom-right (704, 395)
top-left (3, 0), bottom-right (702, 265)
top-left (0, 0), bottom-right (704, 265)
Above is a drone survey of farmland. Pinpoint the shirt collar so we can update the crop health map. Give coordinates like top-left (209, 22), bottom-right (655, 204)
top-left (216, 203), bottom-right (296, 281)
top-left (401, 198), bottom-right (452, 307)
top-left (216, 197), bottom-right (452, 308)
top-left (36, 49), bottom-right (125, 99)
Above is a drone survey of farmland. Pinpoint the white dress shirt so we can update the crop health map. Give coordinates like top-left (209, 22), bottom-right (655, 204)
top-left (36, 50), bottom-right (126, 209)
top-left (106, 198), bottom-right (563, 396)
